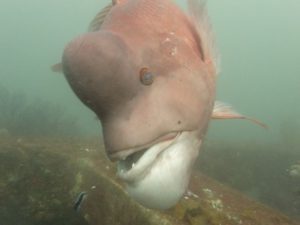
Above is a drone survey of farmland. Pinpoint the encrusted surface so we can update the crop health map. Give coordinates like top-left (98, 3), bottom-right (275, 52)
top-left (0, 137), bottom-right (299, 225)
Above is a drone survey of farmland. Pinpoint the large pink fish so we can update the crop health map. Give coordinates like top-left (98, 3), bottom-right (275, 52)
top-left (53, 0), bottom-right (265, 209)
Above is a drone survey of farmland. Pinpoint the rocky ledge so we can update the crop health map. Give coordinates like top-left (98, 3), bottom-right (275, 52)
top-left (0, 137), bottom-right (299, 225)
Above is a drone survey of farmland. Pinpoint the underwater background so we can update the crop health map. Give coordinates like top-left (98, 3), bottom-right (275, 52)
top-left (0, 0), bottom-right (299, 223)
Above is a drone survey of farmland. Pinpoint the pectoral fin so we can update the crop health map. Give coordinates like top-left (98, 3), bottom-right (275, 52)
top-left (212, 101), bottom-right (268, 129)
top-left (51, 63), bottom-right (63, 73)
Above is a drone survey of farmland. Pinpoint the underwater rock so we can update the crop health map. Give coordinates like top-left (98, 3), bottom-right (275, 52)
top-left (0, 137), bottom-right (299, 225)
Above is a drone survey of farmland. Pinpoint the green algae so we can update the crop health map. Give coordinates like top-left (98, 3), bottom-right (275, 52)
top-left (0, 137), bottom-right (299, 225)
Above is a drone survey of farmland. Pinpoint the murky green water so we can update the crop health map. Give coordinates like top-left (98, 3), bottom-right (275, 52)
top-left (0, 0), bottom-right (299, 223)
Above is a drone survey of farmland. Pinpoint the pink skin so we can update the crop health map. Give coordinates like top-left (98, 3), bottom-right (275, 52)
top-left (56, 0), bottom-right (266, 209)
top-left (62, 0), bottom-right (217, 209)
top-left (63, 0), bottom-right (216, 160)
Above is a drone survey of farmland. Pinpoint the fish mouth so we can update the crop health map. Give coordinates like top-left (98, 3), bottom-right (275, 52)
top-left (115, 130), bottom-right (201, 209)
top-left (116, 132), bottom-right (181, 182)
top-left (109, 131), bottom-right (180, 161)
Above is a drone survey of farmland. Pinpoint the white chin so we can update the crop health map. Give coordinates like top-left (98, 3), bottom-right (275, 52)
top-left (117, 131), bottom-right (201, 209)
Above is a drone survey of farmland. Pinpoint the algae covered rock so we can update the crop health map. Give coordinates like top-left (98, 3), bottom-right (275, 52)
top-left (0, 137), bottom-right (299, 225)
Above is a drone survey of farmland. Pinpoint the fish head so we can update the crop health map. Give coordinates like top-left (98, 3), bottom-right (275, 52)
top-left (62, 0), bottom-right (217, 209)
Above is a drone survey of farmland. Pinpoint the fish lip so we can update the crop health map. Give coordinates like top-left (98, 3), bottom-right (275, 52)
top-left (117, 132), bottom-right (182, 182)
top-left (108, 131), bottom-right (181, 161)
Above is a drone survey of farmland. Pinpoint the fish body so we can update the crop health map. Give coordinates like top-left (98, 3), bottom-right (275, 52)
top-left (73, 192), bottom-right (87, 212)
top-left (62, 0), bottom-right (215, 209)
top-left (63, 0), bottom-right (216, 158)
top-left (57, 0), bottom-right (263, 209)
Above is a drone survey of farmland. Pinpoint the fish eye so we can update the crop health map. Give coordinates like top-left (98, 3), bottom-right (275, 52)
top-left (140, 68), bottom-right (154, 86)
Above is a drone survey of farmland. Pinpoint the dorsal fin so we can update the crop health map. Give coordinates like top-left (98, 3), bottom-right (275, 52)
top-left (88, 3), bottom-right (113, 32)
top-left (187, 0), bottom-right (220, 75)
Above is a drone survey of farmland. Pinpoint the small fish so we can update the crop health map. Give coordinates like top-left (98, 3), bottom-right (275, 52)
top-left (53, 0), bottom-right (265, 209)
top-left (73, 191), bottom-right (87, 212)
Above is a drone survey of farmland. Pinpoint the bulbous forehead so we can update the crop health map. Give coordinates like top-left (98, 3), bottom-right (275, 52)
top-left (62, 31), bottom-right (141, 113)
top-left (61, 0), bottom-right (216, 155)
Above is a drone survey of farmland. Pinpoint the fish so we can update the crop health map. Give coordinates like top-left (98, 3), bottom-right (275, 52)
top-left (73, 191), bottom-right (87, 212)
top-left (53, 0), bottom-right (265, 209)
